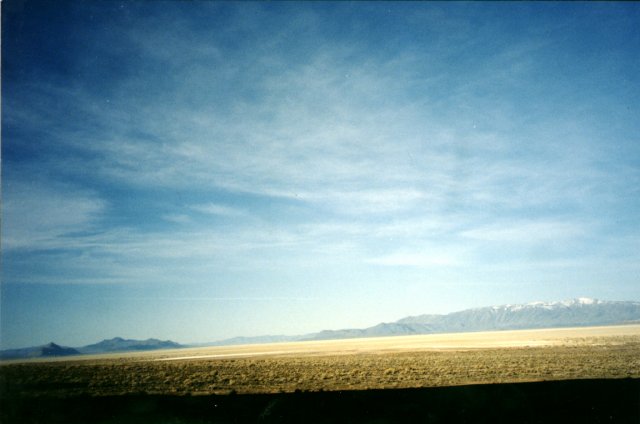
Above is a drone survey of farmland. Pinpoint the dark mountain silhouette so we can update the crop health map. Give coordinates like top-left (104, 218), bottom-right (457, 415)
top-left (78, 337), bottom-right (182, 354)
top-left (1, 338), bottom-right (184, 360)
top-left (0, 342), bottom-right (80, 360)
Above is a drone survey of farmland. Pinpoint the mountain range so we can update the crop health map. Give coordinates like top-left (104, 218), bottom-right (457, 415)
top-left (79, 337), bottom-right (182, 354)
top-left (208, 298), bottom-right (640, 345)
top-left (0, 338), bottom-right (183, 360)
top-left (0, 342), bottom-right (82, 360)
top-left (2, 298), bottom-right (639, 358)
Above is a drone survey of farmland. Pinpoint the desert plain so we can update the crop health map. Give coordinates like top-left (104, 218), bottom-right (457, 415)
top-left (2, 324), bottom-right (639, 397)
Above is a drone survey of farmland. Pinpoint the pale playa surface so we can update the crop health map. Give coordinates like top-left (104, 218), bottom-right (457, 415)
top-left (157, 324), bottom-right (640, 361)
top-left (8, 324), bottom-right (637, 364)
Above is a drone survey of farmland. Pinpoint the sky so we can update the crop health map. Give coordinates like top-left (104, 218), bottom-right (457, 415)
top-left (1, 1), bottom-right (639, 349)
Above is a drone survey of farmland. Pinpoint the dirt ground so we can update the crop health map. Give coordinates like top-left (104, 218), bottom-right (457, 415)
top-left (2, 325), bottom-right (639, 397)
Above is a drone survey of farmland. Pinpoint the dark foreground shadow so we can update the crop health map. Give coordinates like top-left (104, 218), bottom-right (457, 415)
top-left (2, 379), bottom-right (639, 424)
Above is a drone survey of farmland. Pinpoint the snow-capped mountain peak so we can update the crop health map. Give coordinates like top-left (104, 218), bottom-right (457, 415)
top-left (486, 298), bottom-right (607, 313)
top-left (576, 297), bottom-right (598, 305)
top-left (390, 298), bottom-right (640, 337)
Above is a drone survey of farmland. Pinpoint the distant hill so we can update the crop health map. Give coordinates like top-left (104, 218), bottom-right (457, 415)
top-left (1, 338), bottom-right (184, 360)
top-left (0, 342), bottom-right (80, 360)
top-left (78, 337), bottom-right (183, 354)
top-left (208, 298), bottom-right (640, 346)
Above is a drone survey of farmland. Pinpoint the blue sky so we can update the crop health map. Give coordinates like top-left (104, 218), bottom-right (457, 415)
top-left (2, 1), bottom-right (639, 349)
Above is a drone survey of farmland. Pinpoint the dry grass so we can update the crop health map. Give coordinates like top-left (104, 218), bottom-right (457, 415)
top-left (2, 325), bottom-right (639, 397)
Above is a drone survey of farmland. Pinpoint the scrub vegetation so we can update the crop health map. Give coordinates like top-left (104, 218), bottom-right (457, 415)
top-left (2, 334), bottom-right (638, 397)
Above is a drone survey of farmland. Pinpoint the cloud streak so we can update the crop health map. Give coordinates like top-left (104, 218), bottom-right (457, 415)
top-left (2, 179), bottom-right (106, 250)
top-left (461, 221), bottom-right (586, 243)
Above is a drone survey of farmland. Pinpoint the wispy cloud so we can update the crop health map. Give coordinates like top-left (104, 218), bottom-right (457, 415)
top-left (7, 15), bottom-right (602, 232)
top-left (366, 252), bottom-right (462, 268)
top-left (191, 203), bottom-right (247, 218)
top-left (461, 220), bottom-right (586, 243)
top-left (3, 4), bottom-right (638, 277)
top-left (2, 179), bottom-right (106, 250)
top-left (162, 214), bottom-right (192, 225)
